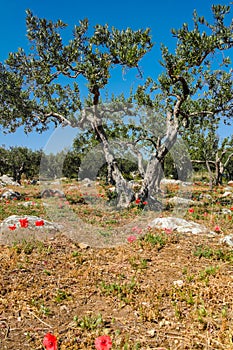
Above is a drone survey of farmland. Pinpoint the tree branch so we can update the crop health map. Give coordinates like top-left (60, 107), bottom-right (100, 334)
top-left (35, 111), bottom-right (72, 126)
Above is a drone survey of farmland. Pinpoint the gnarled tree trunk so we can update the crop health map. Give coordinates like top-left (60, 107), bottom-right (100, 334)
top-left (136, 119), bottom-right (178, 208)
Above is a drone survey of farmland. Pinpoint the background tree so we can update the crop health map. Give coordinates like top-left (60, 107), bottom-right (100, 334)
top-left (183, 119), bottom-right (233, 187)
top-left (62, 150), bottom-right (81, 179)
top-left (0, 146), bottom-right (9, 176)
top-left (0, 146), bottom-right (42, 182)
top-left (214, 136), bottom-right (233, 185)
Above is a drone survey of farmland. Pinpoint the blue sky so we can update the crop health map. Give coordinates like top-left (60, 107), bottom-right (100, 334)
top-left (0, 0), bottom-right (232, 150)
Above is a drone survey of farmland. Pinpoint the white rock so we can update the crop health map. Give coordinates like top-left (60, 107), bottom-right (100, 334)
top-left (180, 181), bottom-right (193, 186)
top-left (220, 235), bottom-right (233, 247)
top-left (1, 189), bottom-right (21, 200)
top-left (0, 215), bottom-right (62, 231)
top-left (161, 179), bottom-right (182, 185)
top-left (173, 280), bottom-right (184, 287)
top-left (108, 186), bottom-right (116, 192)
top-left (0, 175), bottom-right (20, 186)
top-left (149, 216), bottom-right (215, 235)
top-left (221, 191), bottom-right (232, 198)
top-left (18, 201), bottom-right (38, 207)
top-left (221, 209), bottom-right (232, 215)
top-left (147, 329), bottom-right (156, 337)
top-left (199, 193), bottom-right (212, 200)
top-left (168, 196), bottom-right (202, 206)
top-left (78, 242), bottom-right (90, 249)
top-left (223, 186), bottom-right (233, 192)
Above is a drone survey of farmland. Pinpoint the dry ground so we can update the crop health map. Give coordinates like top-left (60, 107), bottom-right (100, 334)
top-left (0, 180), bottom-right (233, 349)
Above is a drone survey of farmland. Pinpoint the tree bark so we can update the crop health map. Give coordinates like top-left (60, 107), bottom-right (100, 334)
top-left (136, 120), bottom-right (178, 209)
top-left (90, 105), bottom-right (135, 208)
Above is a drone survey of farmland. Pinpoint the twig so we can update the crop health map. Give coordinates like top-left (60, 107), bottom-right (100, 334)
top-left (27, 310), bottom-right (53, 329)
top-left (0, 319), bottom-right (10, 339)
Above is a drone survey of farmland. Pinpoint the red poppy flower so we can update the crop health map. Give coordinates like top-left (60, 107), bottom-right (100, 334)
top-left (127, 235), bottom-right (137, 243)
top-left (35, 220), bottom-right (44, 226)
top-left (135, 198), bottom-right (141, 204)
top-left (19, 218), bottom-right (29, 228)
top-left (8, 224), bottom-right (17, 231)
top-left (214, 225), bottom-right (221, 232)
top-left (95, 335), bottom-right (112, 350)
top-left (164, 228), bottom-right (173, 234)
top-left (43, 333), bottom-right (58, 350)
top-left (188, 208), bottom-right (194, 213)
top-left (142, 201), bottom-right (148, 205)
top-left (132, 226), bottom-right (142, 234)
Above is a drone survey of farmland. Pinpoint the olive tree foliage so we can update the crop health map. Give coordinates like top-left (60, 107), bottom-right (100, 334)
top-left (1, 4), bottom-right (233, 208)
top-left (2, 10), bottom-right (152, 133)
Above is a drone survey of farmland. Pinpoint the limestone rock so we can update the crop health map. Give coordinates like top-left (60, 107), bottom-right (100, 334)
top-left (1, 215), bottom-right (62, 231)
top-left (199, 193), bottom-right (213, 201)
top-left (223, 186), bottom-right (233, 192)
top-left (0, 215), bottom-right (63, 244)
top-left (149, 216), bottom-right (215, 235)
top-left (167, 196), bottom-right (202, 206)
top-left (220, 235), bottom-right (233, 247)
top-left (0, 175), bottom-right (20, 187)
top-left (1, 189), bottom-right (21, 200)
top-left (221, 208), bottom-right (232, 215)
top-left (161, 179), bottom-right (182, 185)
top-left (221, 191), bottom-right (232, 198)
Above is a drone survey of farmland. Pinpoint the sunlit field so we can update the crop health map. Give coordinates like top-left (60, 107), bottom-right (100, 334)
top-left (0, 178), bottom-right (233, 349)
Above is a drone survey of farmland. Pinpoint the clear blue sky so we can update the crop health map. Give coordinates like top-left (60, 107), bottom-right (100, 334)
top-left (0, 0), bottom-right (232, 150)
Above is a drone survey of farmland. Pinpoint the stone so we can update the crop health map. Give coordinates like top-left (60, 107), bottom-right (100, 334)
top-left (167, 196), bottom-right (202, 206)
top-left (41, 189), bottom-right (65, 198)
top-left (199, 193), bottom-right (213, 200)
top-left (78, 242), bottom-right (90, 249)
top-left (180, 181), bottom-right (193, 186)
top-left (149, 216), bottom-right (215, 235)
top-left (0, 215), bottom-right (62, 231)
top-left (161, 179), bottom-right (182, 185)
top-left (173, 280), bottom-right (184, 287)
top-left (108, 186), bottom-right (116, 192)
top-left (30, 179), bottom-right (38, 185)
top-left (220, 235), bottom-right (233, 247)
top-left (1, 189), bottom-right (21, 200)
top-left (221, 191), bottom-right (232, 198)
top-left (221, 208), bottom-right (232, 215)
top-left (18, 201), bottom-right (38, 207)
top-left (0, 175), bottom-right (20, 187)
top-left (0, 215), bottom-right (63, 244)
top-left (147, 329), bottom-right (156, 337)
top-left (223, 186), bottom-right (233, 192)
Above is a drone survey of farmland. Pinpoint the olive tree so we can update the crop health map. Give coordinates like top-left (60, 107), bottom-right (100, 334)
top-left (132, 4), bottom-right (233, 204)
top-left (185, 124), bottom-right (233, 187)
